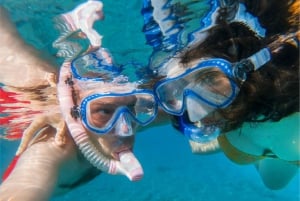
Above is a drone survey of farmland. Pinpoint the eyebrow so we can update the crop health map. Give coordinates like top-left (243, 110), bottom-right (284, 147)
top-left (90, 102), bottom-right (120, 108)
top-left (90, 98), bottom-right (136, 107)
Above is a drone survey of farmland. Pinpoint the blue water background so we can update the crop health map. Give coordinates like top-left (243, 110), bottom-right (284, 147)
top-left (0, 0), bottom-right (299, 200)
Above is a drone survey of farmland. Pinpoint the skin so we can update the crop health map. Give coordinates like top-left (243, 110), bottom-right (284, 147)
top-left (223, 112), bottom-right (299, 189)
top-left (0, 128), bottom-right (95, 201)
top-left (0, 7), bottom-right (56, 89)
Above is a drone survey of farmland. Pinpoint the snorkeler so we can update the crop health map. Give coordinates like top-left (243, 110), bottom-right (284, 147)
top-left (0, 2), bottom-right (157, 200)
top-left (57, 47), bottom-right (158, 180)
top-left (142, 0), bottom-right (299, 189)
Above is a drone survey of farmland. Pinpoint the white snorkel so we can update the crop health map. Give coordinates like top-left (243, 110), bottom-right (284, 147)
top-left (55, 1), bottom-right (143, 181)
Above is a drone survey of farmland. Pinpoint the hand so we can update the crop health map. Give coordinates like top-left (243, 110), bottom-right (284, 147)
top-left (16, 112), bottom-right (66, 156)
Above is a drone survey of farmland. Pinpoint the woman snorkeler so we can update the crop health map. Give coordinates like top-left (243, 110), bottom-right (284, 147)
top-left (142, 0), bottom-right (299, 189)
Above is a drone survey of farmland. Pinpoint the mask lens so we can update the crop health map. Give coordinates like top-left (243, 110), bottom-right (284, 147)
top-left (82, 92), bottom-right (157, 134)
top-left (156, 64), bottom-right (236, 115)
top-left (186, 96), bottom-right (214, 122)
top-left (134, 93), bottom-right (158, 123)
top-left (156, 78), bottom-right (187, 114)
top-left (186, 68), bottom-right (234, 107)
top-left (114, 113), bottom-right (134, 137)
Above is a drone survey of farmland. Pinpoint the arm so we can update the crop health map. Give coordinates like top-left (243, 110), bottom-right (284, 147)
top-left (0, 6), bottom-right (57, 89)
top-left (0, 128), bottom-right (75, 201)
top-left (0, 128), bottom-right (100, 201)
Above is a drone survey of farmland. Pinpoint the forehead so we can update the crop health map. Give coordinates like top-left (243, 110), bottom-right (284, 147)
top-left (89, 95), bottom-right (137, 106)
top-left (77, 80), bottom-right (138, 98)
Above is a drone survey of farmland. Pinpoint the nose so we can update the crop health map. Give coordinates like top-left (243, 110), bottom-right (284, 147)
top-left (120, 121), bottom-right (130, 134)
top-left (114, 114), bottom-right (133, 136)
top-left (186, 96), bottom-right (213, 122)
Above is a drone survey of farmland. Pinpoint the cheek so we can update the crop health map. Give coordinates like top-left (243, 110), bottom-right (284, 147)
top-left (212, 76), bottom-right (233, 96)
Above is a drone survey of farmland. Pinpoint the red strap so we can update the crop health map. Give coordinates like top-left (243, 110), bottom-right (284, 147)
top-left (0, 88), bottom-right (29, 104)
top-left (0, 87), bottom-right (34, 139)
top-left (0, 88), bottom-right (18, 103)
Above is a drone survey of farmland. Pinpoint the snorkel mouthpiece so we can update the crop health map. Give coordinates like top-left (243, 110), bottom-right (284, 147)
top-left (73, 131), bottom-right (143, 181)
top-left (190, 121), bottom-right (221, 143)
top-left (109, 151), bottom-right (144, 181)
top-left (172, 114), bottom-right (221, 143)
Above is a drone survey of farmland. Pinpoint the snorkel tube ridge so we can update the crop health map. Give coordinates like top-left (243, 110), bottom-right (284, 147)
top-left (57, 61), bottom-right (143, 181)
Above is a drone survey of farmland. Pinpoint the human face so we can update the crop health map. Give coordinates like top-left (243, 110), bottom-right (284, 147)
top-left (80, 90), bottom-right (157, 136)
top-left (154, 58), bottom-right (239, 122)
top-left (155, 47), bottom-right (271, 123)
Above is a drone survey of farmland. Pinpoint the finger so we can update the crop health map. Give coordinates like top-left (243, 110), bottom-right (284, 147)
top-left (16, 116), bottom-right (47, 155)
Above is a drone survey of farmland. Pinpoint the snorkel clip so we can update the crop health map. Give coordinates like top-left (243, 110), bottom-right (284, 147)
top-left (65, 76), bottom-right (74, 86)
top-left (64, 76), bottom-right (80, 119)
top-left (70, 105), bottom-right (81, 120)
top-left (233, 59), bottom-right (255, 82)
top-left (233, 48), bottom-right (271, 83)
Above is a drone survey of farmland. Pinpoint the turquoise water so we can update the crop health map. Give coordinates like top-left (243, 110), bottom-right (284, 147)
top-left (0, 0), bottom-right (299, 200)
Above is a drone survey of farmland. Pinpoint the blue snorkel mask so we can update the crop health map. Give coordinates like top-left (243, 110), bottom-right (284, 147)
top-left (155, 48), bottom-right (271, 119)
top-left (69, 48), bottom-right (158, 136)
top-left (79, 91), bottom-right (157, 135)
top-left (155, 47), bottom-right (271, 142)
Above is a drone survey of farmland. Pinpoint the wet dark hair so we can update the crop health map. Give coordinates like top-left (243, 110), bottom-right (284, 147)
top-left (180, 0), bottom-right (299, 131)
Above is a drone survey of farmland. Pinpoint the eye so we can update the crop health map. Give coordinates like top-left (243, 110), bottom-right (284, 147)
top-left (96, 108), bottom-right (114, 115)
top-left (93, 107), bottom-right (115, 119)
top-left (89, 106), bottom-right (116, 127)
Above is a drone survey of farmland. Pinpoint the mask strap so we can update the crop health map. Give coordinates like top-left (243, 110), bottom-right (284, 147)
top-left (248, 48), bottom-right (272, 70)
top-left (233, 31), bottom-right (299, 82)
top-left (65, 76), bottom-right (81, 119)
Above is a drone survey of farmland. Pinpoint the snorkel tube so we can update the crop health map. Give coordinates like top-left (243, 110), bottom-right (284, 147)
top-left (57, 61), bottom-right (143, 181)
